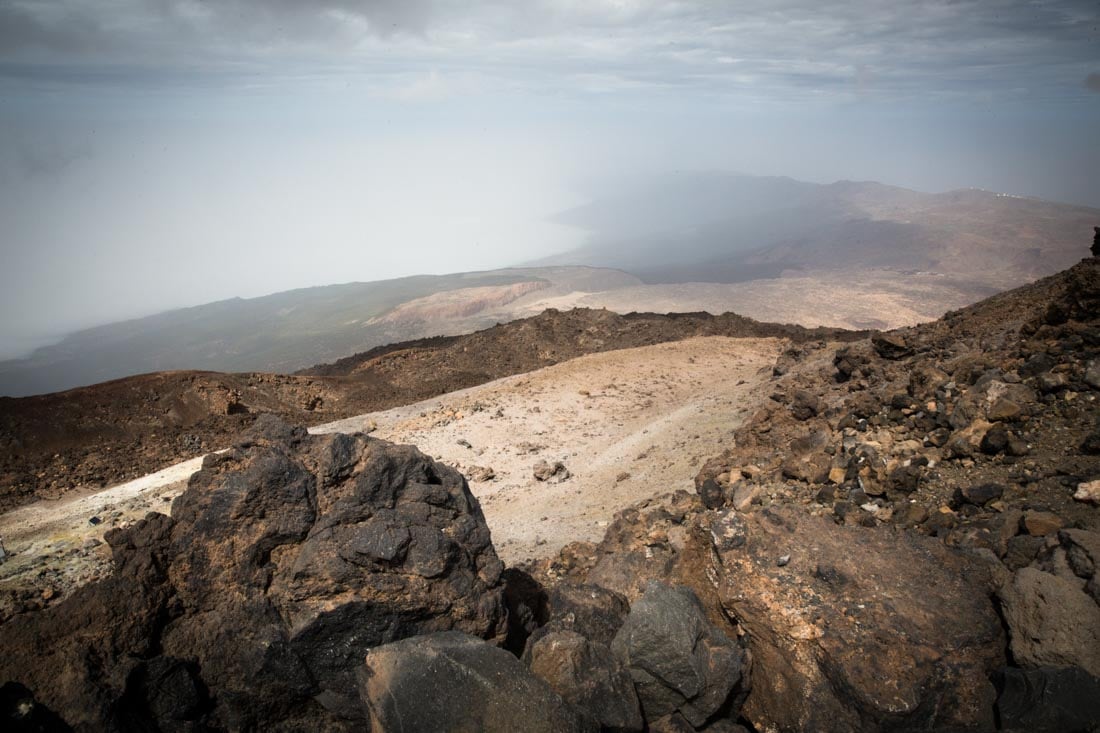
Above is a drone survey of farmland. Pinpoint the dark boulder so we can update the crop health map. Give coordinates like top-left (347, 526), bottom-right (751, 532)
top-left (995, 665), bottom-right (1100, 733)
top-left (610, 582), bottom-right (746, 727)
top-left (544, 582), bottom-right (631, 648)
top-left (0, 417), bottom-right (508, 730)
top-left (361, 631), bottom-right (594, 732)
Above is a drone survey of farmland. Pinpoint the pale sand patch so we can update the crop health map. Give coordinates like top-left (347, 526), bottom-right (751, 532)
top-left (0, 336), bottom-right (781, 592)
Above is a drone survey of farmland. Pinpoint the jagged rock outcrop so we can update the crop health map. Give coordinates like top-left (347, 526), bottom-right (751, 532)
top-left (706, 506), bottom-right (1005, 732)
top-left (531, 492), bottom-right (1007, 732)
top-left (360, 631), bottom-right (594, 733)
top-left (0, 416), bottom-right (507, 730)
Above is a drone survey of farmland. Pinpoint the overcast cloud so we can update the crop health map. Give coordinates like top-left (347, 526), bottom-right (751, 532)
top-left (1, 0), bottom-right (1098, 357)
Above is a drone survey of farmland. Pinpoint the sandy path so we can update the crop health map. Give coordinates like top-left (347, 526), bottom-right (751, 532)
top-left (0, 336), bottom-right (780, 596)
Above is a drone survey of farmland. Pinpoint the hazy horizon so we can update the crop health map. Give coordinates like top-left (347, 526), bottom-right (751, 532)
top-left (3, 0), bottom-right (1099, 359)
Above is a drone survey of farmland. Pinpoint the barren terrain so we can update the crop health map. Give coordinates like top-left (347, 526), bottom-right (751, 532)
top-left (521, 268), bottom-right (987, 330)
top-left (1, 307), bottom-right (841, 512)
top-left (0, 336), bottom-right (782, 608)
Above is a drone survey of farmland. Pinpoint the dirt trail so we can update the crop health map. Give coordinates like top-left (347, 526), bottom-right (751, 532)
top-left (0, 336), bottom-right (781, 601)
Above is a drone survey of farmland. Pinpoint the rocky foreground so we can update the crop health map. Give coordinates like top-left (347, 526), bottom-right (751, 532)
top-left (3, 259), bottom-right (1100, 731)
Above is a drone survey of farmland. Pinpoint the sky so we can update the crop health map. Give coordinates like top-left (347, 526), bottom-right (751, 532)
top-left (1, 0), bottom-right (1099, 358)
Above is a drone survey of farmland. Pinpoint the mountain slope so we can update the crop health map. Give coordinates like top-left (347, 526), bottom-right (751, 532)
top-left (0, 266), bottom-right (639, 397)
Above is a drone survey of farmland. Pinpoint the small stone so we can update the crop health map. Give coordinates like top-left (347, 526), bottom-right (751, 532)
top-left (1036, 372), bottom-right (1068, 394)
top-left (1085, 360), bottom-right (1100, 390)
top-left (1074, 480), bottom-right (1100, 504)
top-left (828, 467), bottom-right (847, 485)
top-left (954, 483), bottom-right (1005, 507)
top-left (731, 483), bottom-right (763, 511)
top-left (1023, 511), bottom-right (1064, 537)
top-left (456, 438), bottom-right (472, 449)
top-left (777, 554), bottom-right (791, 567)
top-left (1081, 432), bottom-right (1100, 456)
top-left (533, 460), bottom-right (570, 482)
top-left (872, 332), bottom-right (911, 359)
top-left (887, 465), bottom-right (922, 494)
top-left (1004, 535), bottom-right (1044, 571)
top-left (467, 465), bottom-right (496, 482)
top-left (897, 503), bottom-right (929, 527)
top-left (987, 398), bottom-right (1022, 422)
top-left (790, 390), bottom-right (822, 420)
top-left (88, 516), bottom-right (102, 526)
top-left (980, 424), bottom-right (1012, 455)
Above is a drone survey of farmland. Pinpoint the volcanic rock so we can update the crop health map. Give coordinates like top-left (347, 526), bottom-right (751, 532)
top-left (1023, 511), bottom-right (1064, 536)
top-left (1085, 360), bottom-right (1100, 390)
top-left (997, 567), bottom-right (1100, 676)
top-left (789, 389), bottom-right (822, 420)
top-left (1060, 529), bottom-right (1100, 581)
top-left (360, 631), bottom-right (594, 733)
top-left (527, 629), bottom-right (643, 732)
top-left (987, 397), bottom-right (1022, 422)
top-left (1004, 534), bottom-right (1045, 571)
top-left (0, 416), bottom-right (508, 730)
top-left (706, 506), bottom-right (1004, 732)
top-left (467, 464), bottom-right (496, 482)
top-left (871, 332), bottom-right (912, 359)
top-left (534, 459), bottom-right (571, 482)
top-left (953, 482), bottom-right (1005, 507)
top-left (1075, 479), bottom-right (1100, 504)
top-left (610, 581), bottom-right (745, 727)
top-left (542, 582), bottom-right (631, 648)
top-left (995, 665), bottom-right (1100, 733)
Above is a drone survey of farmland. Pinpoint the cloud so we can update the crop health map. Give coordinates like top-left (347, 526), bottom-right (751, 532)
top-left (0, 0), bottom-right (1096, 102)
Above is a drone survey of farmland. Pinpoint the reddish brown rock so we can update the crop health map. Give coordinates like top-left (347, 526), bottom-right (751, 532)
top-left (706, 506), bottom-right (1004, 732)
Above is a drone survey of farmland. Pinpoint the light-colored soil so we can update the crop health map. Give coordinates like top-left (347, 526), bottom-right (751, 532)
top-left (515, 269), bottom-right (984, 331)
top-left (319, 336), bottom-right (782, 564)
top-left (0, 336), bottom-right (781, 599)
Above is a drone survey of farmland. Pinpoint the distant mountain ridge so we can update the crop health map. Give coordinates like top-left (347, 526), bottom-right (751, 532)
top-left (0, 267), bottom-right (640, 397)
top-left (540, 173), bottom-right (1099, 287)
top-left (3, 173), bottom-right (1096, 398)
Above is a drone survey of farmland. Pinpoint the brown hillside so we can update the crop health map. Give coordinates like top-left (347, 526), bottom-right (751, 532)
top-left (0, 308), bottom-right (857, 513)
